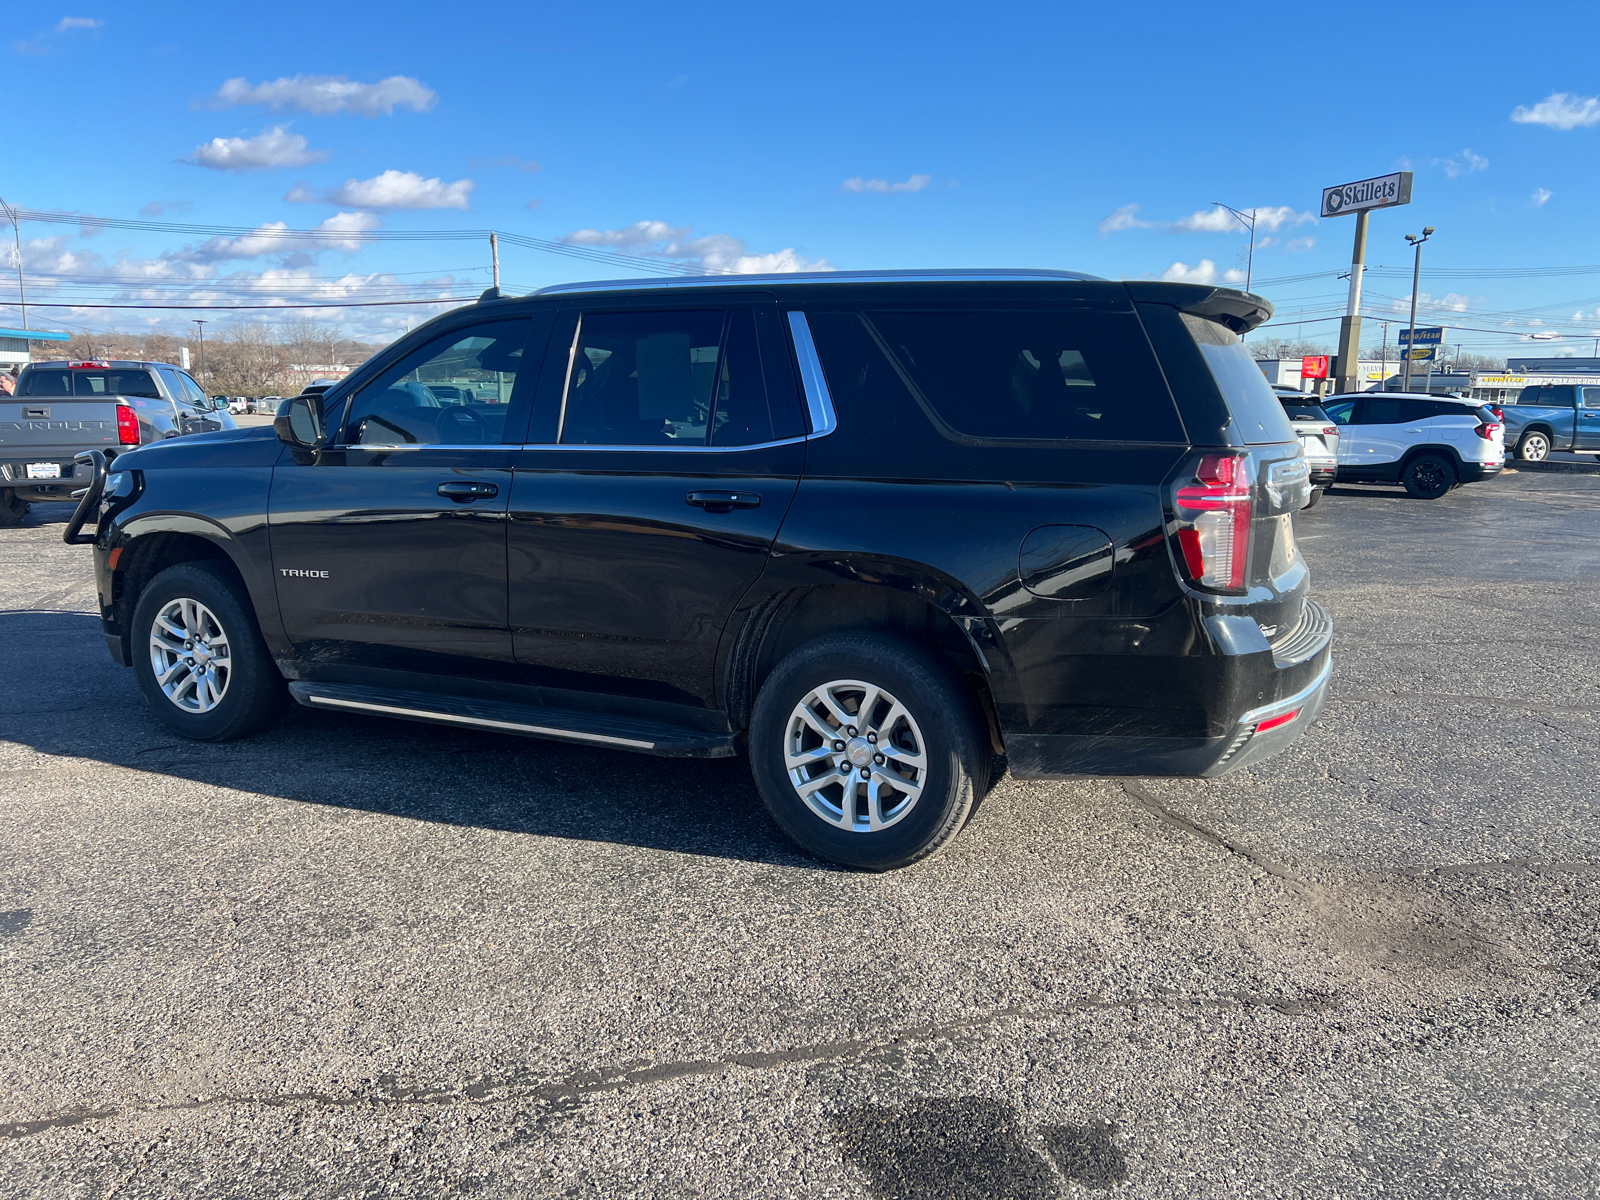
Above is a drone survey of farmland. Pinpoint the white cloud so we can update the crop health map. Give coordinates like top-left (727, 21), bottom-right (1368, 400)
top-left (286, 170), bottom-right (475, 210)
top-left (186, 125), bottom-right (327, 172)
top-left (211, 74), bottom-right (437, 117)
top-left (1511, 92), bottom-right (1600, 130)
top-left (1391, 291), bottom-right (1471, 316)
top-left (1532, 187), bottom-right (1553, 207)
top-left (1435, 148), bottom-right (1489, 178)
top-left (1156, 260), bottom-right (1246, 286)
top-left (1172, 204), bottom-right (1315, 233)
top-left (841, 174), bottom-right (932, 194)
top-left (168, 213), bottom-right (381, 264)
top-left (1097, 203), bottom-right (1156, 236)
top-left (56, 17), bottom-right (101, 31)
top-left (561, 220), bottom-right (830, 274)
top-left (1285, 237), bottom-right (1316, 252)
top-left (139, 200), bottom-right (192, 218)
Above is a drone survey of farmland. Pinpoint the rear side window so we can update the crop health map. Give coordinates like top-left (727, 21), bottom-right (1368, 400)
top-left (837, 309), bottom-right (1183, 443)
top-left (1180, 314), bottom-right (1295, 445)
top-left (1358, 398), bottom-right (1423, 425)
top-left (19, 369), bottom-right (162, 398)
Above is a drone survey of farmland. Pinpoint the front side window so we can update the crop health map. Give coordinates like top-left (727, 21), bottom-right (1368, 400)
top-left (343, 320), bottom-right (530, 446)
top-left (559, 309), bottom-right (774, 447)
top-left (1323, 400), bottom-right (1355, 426)
top-left (860, 309), bottom-right (1183, 443)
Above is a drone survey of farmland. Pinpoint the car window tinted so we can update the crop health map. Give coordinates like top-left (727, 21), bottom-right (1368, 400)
top-left (20, 369), bottom-right (162, 398)
top-left (1280, 401), bottom-right (1330, 421)
top-left (1323, 400), bottom-right (1355, 425)
top-left (1180, 314), bottom-right (1295, 445)
top-left (859, 309), bottom-right (1183, 443)
top-left (344, 320), bottom-right (530, 446)
top-left (1356, 398), bottom-right (1421, 425)
top-left (560, 309), bottom-right (773, 447)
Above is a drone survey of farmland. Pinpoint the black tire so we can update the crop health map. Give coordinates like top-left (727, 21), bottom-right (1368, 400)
top-left (0, 491), bottom-right (28, 528)
top-left (1401, 453), bottom-right (1456, 500)
top-left (130, 561), bottom-right (288, 741)
top-left (1517, 431), bottom-right (1551, 462)
top-left (748, 632), bottom-right (990, 870)
top-left (1302, 487), bottom-right (1322, 510)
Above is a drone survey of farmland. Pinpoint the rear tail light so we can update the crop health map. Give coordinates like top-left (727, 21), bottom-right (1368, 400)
top-left (1322, 426), bottom-right (1338, 436)
top-left (1474, 421), bottom-right (1501, 441)
top-left (1174, 451), bottom-right (1252, 591)
top-left (115, 404), bottom-right (140, 445)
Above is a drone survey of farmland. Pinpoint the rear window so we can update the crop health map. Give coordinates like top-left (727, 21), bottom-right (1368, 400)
top-left (844, 308), bottom-right (1184, 443)
top-left (1280, 400), bottom-right (1331, 421)
top-left (1181, 314), bottom-right (1295, 445)
top-left (19, 368), bottom-right (162, 399)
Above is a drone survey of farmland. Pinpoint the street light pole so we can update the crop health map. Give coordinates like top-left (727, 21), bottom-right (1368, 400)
top-left (0, 196), bottom-right (27, 330)
top-left (192, 319), bottom-right (207, 387)
top-left (1212, 202), bottom-right (1257, 295)
top-left (1401, 227), bottom-right (1434, 392)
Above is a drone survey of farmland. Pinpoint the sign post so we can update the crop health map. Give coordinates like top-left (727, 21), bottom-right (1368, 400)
top-left (1320, 171), bottom-right (1413, 395)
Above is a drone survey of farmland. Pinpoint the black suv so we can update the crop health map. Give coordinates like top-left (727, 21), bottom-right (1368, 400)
top-left (69, 271), bottom-right (1331, 869)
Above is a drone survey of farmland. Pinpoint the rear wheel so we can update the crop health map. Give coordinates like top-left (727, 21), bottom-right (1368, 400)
top-left (749, 633), bottom-right (990, 870)
top-left (1401, 453), bottom-right (1456, 500)
top-left (1517, 431), bottom-right (1551, 462)
top-left (0, 492), bottom-right (28, 528)
top-left (131, 562), bottom-right (288, 740)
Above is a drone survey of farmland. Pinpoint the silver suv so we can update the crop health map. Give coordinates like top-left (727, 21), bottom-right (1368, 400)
top-left (1274, 389), bottom-right (1339, 509)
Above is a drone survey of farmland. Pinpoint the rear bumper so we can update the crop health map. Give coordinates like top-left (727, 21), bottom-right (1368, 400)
top-left (1459, 461), bottom-right (1503, 483)
top-left (1, 455), bottom-right (101, 503)
top-left (1007, 600), bottom-right (1334, 779)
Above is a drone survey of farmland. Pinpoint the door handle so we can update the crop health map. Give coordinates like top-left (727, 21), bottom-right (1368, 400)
top-left (438, 481), bottom-right (499, 502)
top-left (686, 490), bottom-right (760, 512)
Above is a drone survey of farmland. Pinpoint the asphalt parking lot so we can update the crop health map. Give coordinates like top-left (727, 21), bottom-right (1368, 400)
top-left (2, 466), bottom-right (1597, 1199)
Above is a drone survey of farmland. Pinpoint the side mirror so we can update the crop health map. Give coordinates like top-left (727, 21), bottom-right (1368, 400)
top-left (275, 393), bottom-right (325, 450)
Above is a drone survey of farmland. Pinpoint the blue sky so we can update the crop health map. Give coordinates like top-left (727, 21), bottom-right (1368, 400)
top-left (4, 0), bottom-right (1599, 353)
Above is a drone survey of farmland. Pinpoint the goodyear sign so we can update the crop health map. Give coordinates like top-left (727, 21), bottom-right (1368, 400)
top-left (1321, 171), bottom-right (1414, 218)
top-left (1398, 327), bottom-right (1443, 345)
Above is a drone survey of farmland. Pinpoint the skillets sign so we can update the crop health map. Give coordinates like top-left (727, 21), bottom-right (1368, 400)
top-left (1320, 171), bottom-right (1413, 218)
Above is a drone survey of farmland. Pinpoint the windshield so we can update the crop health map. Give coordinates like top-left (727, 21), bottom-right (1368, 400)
top-left (20, 368), bottom-right (162, 399)
top-left (1180, 314), bottom-right (1296, 445)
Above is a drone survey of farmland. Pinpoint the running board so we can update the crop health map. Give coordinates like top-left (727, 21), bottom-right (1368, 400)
top-left (287, 682), bottom-right (739, 758)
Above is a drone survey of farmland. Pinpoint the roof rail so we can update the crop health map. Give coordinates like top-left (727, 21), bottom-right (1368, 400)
top-left (534, 268), bottom-right (1104, 297)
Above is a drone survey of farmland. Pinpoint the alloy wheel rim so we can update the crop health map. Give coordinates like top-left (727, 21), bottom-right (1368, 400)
top-left (149, 597), bottom-right (232, 713)
top-left (1415, 461), bottom-right (1446, 490)
top-left (784, 678), bottom-right (927, 833)
top-left (1526, 436), bottom-right (1548, 460)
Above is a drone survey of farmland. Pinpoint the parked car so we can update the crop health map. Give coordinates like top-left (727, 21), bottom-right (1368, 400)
top-left (66, 271), bottom-right (1330, 869)
top-left (1273, 389), bottom-right (1339, 508)
top-left (226, 397), bottom-right (252, 415)
top-left (1501, 383), bottom-right (1600, 461)
top-left (0, 359), bottom-right (234, 527)
top-left (1320, 392), bottom-right (1503, 499)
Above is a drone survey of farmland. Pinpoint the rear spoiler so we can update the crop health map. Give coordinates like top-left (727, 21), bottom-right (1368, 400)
top-left (1123, 282), bottom-right (1274, 334)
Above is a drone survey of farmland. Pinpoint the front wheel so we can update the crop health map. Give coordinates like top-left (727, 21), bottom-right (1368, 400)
top-left (749, 632), bottom-right (990, 870)
top-left (1302, 487), bottom-right (1323, 510)
top-left (131, 562), bottom-right (288, 740)
top-left (1401, 453), bottom-right (1456, 500)
top-left (1517, 431), bottom-right (1551, 462)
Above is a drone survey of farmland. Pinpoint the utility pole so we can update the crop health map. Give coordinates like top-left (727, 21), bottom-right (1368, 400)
top-left (1401, 227), bottom-right (1434, 392)
top-left (192, 319), bottom-right (207, 386)
top-left (0, 196), bottom-right (26, 330)
top-left (489, 231), bottom-right (500, 292)
top-left (1380, 320), bottom-right (1390, 391)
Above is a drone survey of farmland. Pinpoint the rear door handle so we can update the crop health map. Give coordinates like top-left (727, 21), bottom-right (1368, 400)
top-left (686, 490), bottom-right (760, 511)
top-left (438, 481), bottom-right (499, 502)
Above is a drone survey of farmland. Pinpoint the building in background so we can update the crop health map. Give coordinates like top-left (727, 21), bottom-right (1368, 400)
top-left (0, 327), bottom-right (71, 375)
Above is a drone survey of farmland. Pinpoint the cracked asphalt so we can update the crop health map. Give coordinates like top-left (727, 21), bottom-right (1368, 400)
top-left (1, 465), bottom-right (1597, 1199)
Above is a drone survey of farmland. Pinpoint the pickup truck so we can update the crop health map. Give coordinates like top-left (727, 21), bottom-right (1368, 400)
top-left (1502, 383), bottom-right (1600, 461)
top-left (0, 359), bottom-right (233, 526)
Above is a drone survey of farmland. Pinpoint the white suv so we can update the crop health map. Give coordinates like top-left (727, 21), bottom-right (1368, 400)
top-left (1322, 392), bottom-right (1504, 499)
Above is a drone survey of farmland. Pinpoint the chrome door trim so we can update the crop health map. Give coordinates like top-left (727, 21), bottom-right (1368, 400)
top-left (786, 311), bottom-right (838, 438)
top-left (302, 694), bottom-right (657, 749)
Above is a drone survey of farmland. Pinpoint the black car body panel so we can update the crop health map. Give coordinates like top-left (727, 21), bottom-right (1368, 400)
top-left (83, 273), bottom-right (1331, 778)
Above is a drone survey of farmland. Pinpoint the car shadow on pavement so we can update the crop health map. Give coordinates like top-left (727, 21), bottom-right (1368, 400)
top-left (0, 609), bottom-right (832, 871)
